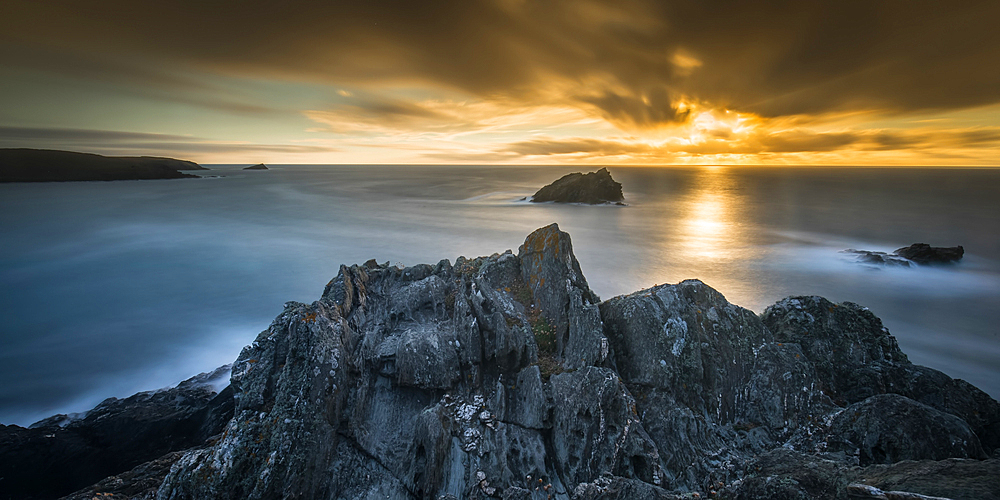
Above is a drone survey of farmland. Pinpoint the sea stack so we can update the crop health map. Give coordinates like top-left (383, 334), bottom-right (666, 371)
top-left (243, 163), bottom-right (269, 170)
top-left (530, 167), bottom-right (624, 204)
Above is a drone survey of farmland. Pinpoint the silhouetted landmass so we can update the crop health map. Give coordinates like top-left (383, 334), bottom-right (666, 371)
top-left (0, 148), bottom-right (207, 183)
top-left (243, 163), bottom-right (268, 170)
top-left (531, 167), bottom-right (625, 204)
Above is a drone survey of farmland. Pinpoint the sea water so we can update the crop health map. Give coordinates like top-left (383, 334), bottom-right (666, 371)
top-left (1, 165), bottom-right (998, 425)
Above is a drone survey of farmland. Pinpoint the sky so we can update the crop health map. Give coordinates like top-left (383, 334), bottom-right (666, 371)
top-left (1, 1), bottom-right (998, 165)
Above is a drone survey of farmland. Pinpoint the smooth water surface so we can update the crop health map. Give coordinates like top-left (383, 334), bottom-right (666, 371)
top-left (2, 165), bottom-right (998, 425)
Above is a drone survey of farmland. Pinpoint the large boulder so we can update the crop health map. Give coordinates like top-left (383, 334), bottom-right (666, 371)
top-left (530, 168), bottom-right (624, 204)
top-left (826, 394), bottom-right (986, 466)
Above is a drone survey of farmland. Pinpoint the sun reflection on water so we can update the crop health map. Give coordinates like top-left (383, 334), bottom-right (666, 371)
top-left (676, 166), bottom-right (742, 262)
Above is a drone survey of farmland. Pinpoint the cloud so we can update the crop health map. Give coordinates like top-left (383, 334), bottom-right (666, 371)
top-left (0, 126), bottom-right (339, 158)
top-left (5, 0), bottom-right (997, 127)
top-left (494, 126), bottom-right (1000, 161)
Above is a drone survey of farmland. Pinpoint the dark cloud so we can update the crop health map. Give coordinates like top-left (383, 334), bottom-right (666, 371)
top-left (0, 126), bottom-right (338, 157)
top-left (0, 126), bottom-right (193, 142)
top-left (2, 0), bottom-right (999, 129)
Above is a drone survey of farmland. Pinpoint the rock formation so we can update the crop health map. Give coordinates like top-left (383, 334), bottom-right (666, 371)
top-left (530, 168), bottom-right (624, 204)
top-left (0, 148), bottom-right (208, 182)
top-left (4, 224), bottom-right (998, 499)
top-left (0, 365), bottom-right (233, 499)
top-left (243, 163), bottom-right (269, 170)
top-left (894, 243), bottom-right (964, 265)
top-left (843, 243), bottom-right (964, 267)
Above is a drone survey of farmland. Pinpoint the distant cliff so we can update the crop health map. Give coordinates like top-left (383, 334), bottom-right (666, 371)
top-left (0, 148), bottom-right (207, 182)
top-left (3, 225), bottom-right (998, 500)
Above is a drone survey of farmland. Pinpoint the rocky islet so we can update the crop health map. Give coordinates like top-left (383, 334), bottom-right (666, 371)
top-left (2, 224), bottom-right (997, 500)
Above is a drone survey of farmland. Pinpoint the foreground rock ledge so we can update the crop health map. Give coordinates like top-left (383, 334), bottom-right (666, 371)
top-left (10, 224), bottom-right (998, 500)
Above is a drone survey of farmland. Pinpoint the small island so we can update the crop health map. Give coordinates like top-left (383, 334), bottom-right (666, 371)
top-left (530, 167), bottom-right (625, 204)
top-left (243, 163), bottom-right (268, 170)
top-left (0, 149), bottom-right (208, 183)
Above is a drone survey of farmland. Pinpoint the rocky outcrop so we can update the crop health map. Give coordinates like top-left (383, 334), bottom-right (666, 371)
top-left (243, 163), bottom-right (269, 170)
top-left (0, 148), bottom-right (207, 182)
top-left (530, 168), bottom-right (624, 204)
top-left (0, 365), bottom-right (233, 499)
top-left (843, 243), bottom-right (964, 267)
top-left (7, 224), bottom-right (997, 499)
top-left (894, 243), bottom-right (964, 265)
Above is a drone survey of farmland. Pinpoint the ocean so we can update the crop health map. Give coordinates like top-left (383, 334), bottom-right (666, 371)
top-left (1, 165), bottom-right (998, 426)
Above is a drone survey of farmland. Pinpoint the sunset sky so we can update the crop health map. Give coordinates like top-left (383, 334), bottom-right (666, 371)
top-left (1, 1), bottom-right (998, 165)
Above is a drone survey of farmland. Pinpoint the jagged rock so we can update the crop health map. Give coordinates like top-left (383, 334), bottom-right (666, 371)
top-left (894, 244), bottom-right (964, 265)
top-left (827, 394), bottom-right (986, 466)
top-left (243, 163), bottom-right (268, 170)
top-left (530, 168), bottom-right (624, 204)
top-left (842, 249), bottom-right (914, 267)
top-left (842, 244), bottom-right (964, 268)
top-left (734, 448), bottom-right (856, 500)
top-left (762, 297), bottom-right (909, 406)
top-left (60, 450), bottom-right (190, 500)
top-left (549, 367), bottom-right (662, 490)
top-left (0, 366), bottom-right (233, 500)
top-left (859, 458), bottom-right (1000, 500)
top-left (12, 225), bottom-right (997, 500)
top-left (571, 475), bottom-right (680, 499)
top-left (762, 296), bottom-right (1000, 454)
top-left (519, 224), bottom-right (605, 368)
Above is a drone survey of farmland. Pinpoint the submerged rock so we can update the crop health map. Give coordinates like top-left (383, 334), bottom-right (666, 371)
top-left (530, 167), bottom-right (625, 204)
top-left (243, 163), bottom-right (268, 170)
top-left (843, 243), bottom-right (964, 267)
top-left (10, 224), bottom-right (998, 500)
top-left (895, 243), bottom-right (964, 265)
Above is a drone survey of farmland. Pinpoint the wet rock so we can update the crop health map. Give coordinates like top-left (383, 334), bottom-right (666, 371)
top-left (734, 448), bottom-right (856, 500)
top-left (550, 367), bottom-right (663, 490)
top-left (0, 365), bottom-right (233, 500)
top-left (894, 244), bottom-right (964, 265)
top-left (859, 458), bottom-right (1000, 500)
top-left (762, 296), bottom-right (1000, 454)
top-left (761, 297), bottom-right (908, 406)
top-left (571, 474), bottom-right (679, 499)
top-left (601, 280), bottom-right (771, 424)
top-left (827, 394), bottom-right (986, 466)
top-left (519, 223), bottom-right (605, 368)
top-left (18, 225), bottom-right (996, 500)
top-left (842, 249), bottom-right (914, 267)
top-left (530, 167), bottom-right (624, 205)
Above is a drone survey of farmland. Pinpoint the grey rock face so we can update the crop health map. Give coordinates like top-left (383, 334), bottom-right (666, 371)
top-left (761, 296), bottom-right (908, 405)
top-left (762, 296), bottom-right (1000, 454)
top-left (32, 224), bottom-right (993, 500)
top-left (827, 393), bottom-right (986, 466)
